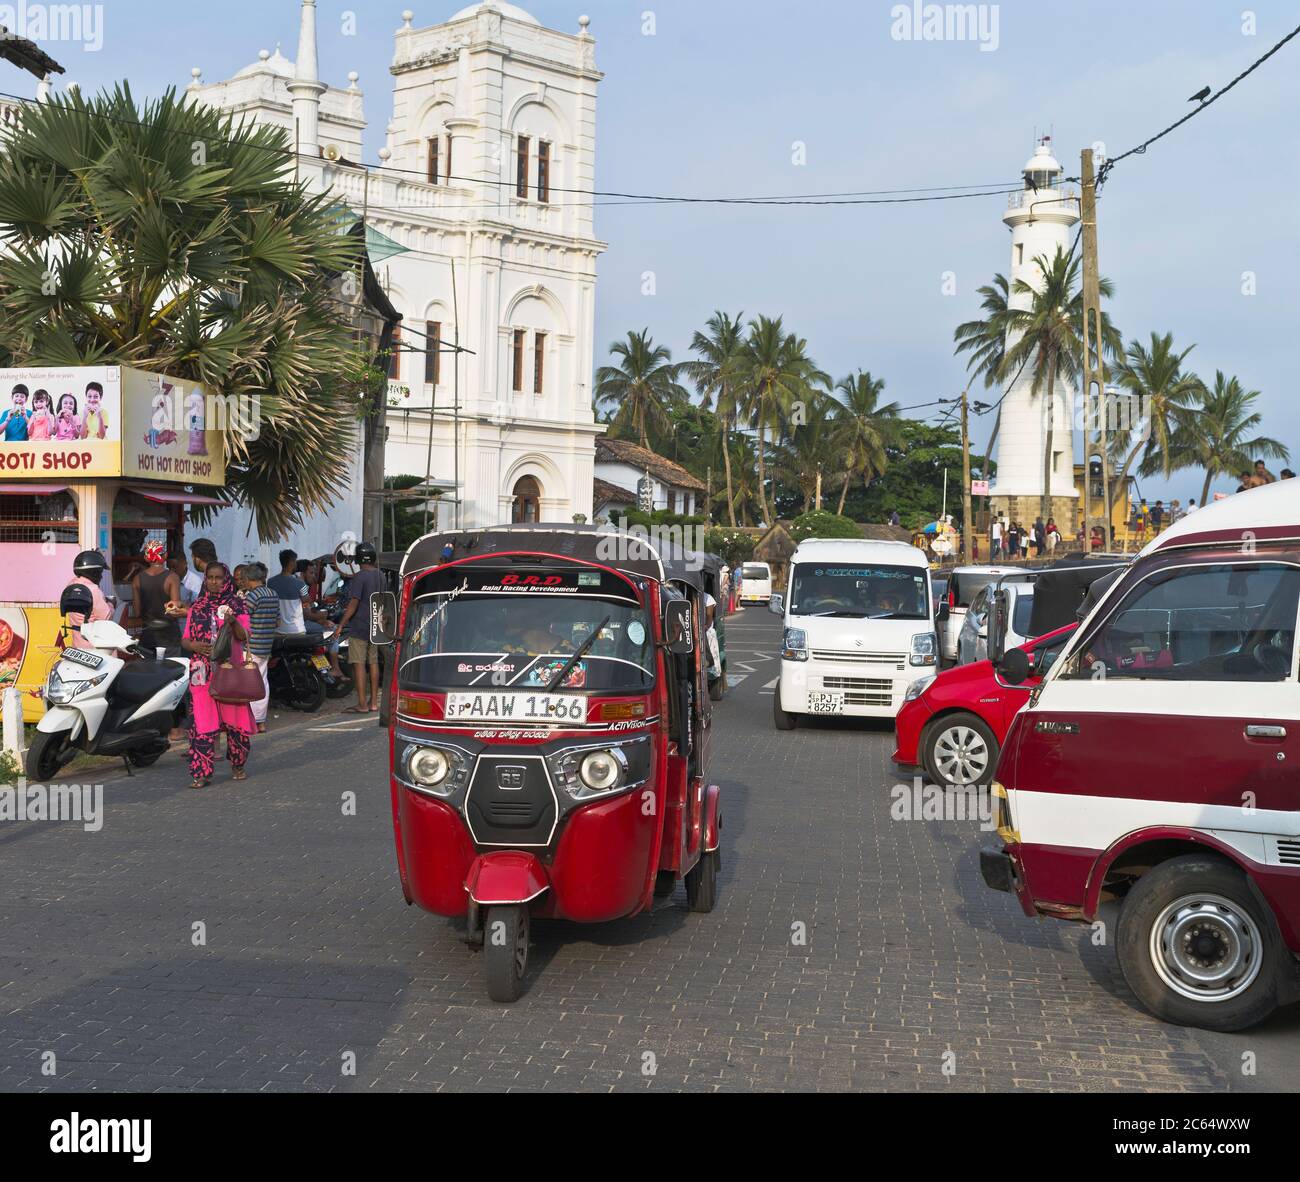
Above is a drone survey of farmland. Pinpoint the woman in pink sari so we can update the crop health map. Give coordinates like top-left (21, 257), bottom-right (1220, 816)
top-left (182, 562), bottom-right (254, 789)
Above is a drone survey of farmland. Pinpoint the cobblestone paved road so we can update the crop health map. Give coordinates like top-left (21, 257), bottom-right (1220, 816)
top-left (2, 611), bottom-right (1298, 1091)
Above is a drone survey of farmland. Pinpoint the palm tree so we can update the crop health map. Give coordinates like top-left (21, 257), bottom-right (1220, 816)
top-left (1000, 247), bottom-right (1122, 519)
top-left (593, 329), bottom-right (687, 448)
top-left (1167, 372), bottom-right (1289, 505)
top-left (739, 316), bottom-right (829, 525)
top-left (830, 370), bottom-right (902, 514)
top-left (0, 85), bottom-right (367, 539)
top-left (772, 390), bottom-right (839, 512)
top-left (716, 434), bottom-right (761, 525)
top-left (953, 274), bottom-right (1014, 468)
top-left (1111, 332), bottom-right (1205, 491)
top-left (681, 310), bottom-right (746, 525)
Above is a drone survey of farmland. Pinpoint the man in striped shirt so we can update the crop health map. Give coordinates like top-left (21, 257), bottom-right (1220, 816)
top-left (242, 562), bottom-right (278, 733)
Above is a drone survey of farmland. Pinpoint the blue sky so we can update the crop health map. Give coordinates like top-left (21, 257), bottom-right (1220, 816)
top-left (15, 0), bottom-right (1299, 502)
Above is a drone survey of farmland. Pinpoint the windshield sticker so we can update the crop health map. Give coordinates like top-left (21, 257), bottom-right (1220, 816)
top-left (578, 572), bottom-right (601, 586)
top-left (627, 620), bottom-right (646, 645)
top-left (524, 659), bottom-right (586, 689)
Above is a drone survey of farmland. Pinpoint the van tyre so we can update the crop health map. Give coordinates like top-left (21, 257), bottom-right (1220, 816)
top-left (1116, 854), bottom-right (1280, 1032)
top-left (923, 713), bottom-right (997, 788)
top-left (484, 904), bottom-right (529, 1003)
top-left (685, 847), bottom-right (718, 913)
top-left (26, 731), bottom-right (74, 782)
top-left (772, 689), bottom-right (798, 730)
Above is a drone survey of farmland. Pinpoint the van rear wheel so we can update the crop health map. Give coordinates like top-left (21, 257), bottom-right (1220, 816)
top-left (772, 689), bottom-right (797, 731)
top-left (1116, 855), bottom-right (1279, 1032)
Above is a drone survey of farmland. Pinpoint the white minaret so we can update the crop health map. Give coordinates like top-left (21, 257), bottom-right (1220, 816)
top-left (989, 137), bottom-right (1081, 525)
top-left (287, 0), bottom-right (325, 156)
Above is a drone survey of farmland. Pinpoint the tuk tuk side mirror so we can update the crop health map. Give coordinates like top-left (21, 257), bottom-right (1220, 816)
top-left (999, 646), bottom-right (1031, 685)
top-left (369, 591), bottom-right (397, 645)
top-left (936, 602), bottom-right (950, 623)
top-left (768, 593), bottom-right (784, 616)
top-left (663, 598), bottom-right (694, 654)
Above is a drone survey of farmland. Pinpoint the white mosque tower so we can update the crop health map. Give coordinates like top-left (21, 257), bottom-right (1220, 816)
top-left (988, 137), bottom-right (1081, 529)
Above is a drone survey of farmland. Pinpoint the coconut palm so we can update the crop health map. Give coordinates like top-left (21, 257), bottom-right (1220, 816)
top-left (953, 274), bottom-right (1014, 470)
top-left (1000, 247), bottom-right (1122, 519)
top-left (594, 329), bottom-right (686, 449)
top-left (739, 316), bottom-right (829, 525)
top-left (772, 390), bottom-right (839, 513)
top-left (0, 85), bottom-right (367, 539)
top-left (715, 433), bottom-right (762, 525)
top-left (1166, 373), bottom-right (1289, 505)
top-left (830, 370), bottom-right (902, 514)
top-left (681, 310), bottom-right (746, 525)
top-left (1111, 332), bottom-right (1205, 490)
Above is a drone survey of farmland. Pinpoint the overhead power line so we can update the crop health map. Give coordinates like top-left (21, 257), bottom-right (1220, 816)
top-left (1085, 20), bottom-right (1300, 186)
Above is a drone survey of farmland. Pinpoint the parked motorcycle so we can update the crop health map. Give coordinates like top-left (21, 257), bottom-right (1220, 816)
top-left (27, 585), bottom-right (188, 781)
top-left (268, 633), bottom-right (327, 712)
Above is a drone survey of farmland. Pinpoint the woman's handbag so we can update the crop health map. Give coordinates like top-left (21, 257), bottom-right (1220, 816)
top-left (210, 620), bottom-right (234, 664)
top-left (209, 656), bottom-right (263, 704)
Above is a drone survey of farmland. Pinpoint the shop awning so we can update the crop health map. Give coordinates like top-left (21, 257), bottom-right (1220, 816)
top-left (0, 483), bottom-right (69, 494)
top-left (125, 485), bottom-right (226, 507)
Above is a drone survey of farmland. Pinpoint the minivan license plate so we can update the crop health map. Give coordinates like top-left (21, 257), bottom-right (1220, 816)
top-left (807, 692), bottom-right (844, 714)
top-left (444, 691), bottom-right (585, 724)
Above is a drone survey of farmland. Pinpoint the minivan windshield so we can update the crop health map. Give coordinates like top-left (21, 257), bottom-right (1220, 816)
top-left (788, 562), bottom-right (929, 619)
top-left (399, 564), bottom-right (654, 693)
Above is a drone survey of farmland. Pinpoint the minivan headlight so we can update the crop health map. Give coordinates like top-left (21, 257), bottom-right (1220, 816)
top-left (909, 632), bottom-right (938, 666)
top-left (782, 626), bottom-right (808, 661)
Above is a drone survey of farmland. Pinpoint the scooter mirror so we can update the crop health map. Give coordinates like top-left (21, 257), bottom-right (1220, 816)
top-left (768, 593), bottom-right (784, 616)
top-left (663, 598), bottom-right (693, 654)
top-left (999, 646), bottom-right (1031, 685)
top-left (369, 591), bottom-right (397, 645)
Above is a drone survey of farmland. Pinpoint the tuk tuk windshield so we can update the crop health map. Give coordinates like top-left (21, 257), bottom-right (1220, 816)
top-left (788, 563), bottom-right (930, 619)
top-left (399, 564), bottom-right (655, 693)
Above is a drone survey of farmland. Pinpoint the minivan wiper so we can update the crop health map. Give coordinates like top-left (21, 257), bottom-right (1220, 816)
top-left (545, 614), bottom-right (610, 692)
top-left (805, 609), bottom-right (868, 618)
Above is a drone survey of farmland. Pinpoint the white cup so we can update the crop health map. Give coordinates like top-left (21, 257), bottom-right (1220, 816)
top-left (156, 647), bottom-right (166, 662)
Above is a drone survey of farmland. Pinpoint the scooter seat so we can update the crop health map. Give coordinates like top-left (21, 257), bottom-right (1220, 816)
top-left (111, 659), bottom-right (188, 705)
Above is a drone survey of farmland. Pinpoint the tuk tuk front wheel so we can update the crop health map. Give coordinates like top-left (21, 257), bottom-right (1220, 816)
top-left (484, 904), bottom-right (530, 1003)
top-left (685, 847), bottom-right (719, 913)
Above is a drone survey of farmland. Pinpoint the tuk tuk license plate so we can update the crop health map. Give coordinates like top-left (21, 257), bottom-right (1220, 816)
top-left (310, 655), bottom-right (330, 671)
top-left (807, 692), bottom-right (845, 714)
top-left (444, 691), bottom-right (586, 724)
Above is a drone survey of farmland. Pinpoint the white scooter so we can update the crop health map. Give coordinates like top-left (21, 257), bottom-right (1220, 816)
top-left (27, 616), bottom-right (190, 782)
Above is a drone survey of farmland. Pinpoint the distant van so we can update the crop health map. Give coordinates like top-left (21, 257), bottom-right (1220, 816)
top-left (769, 539), bottom-right (937, 728)
top-left (740, 561), bottom-right (772, 604)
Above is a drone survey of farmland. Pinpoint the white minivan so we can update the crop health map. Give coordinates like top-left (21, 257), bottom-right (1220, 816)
top-left (740, 561), bottom-right (773, 604)
top-left (770, 539), bottom-right (938, 729)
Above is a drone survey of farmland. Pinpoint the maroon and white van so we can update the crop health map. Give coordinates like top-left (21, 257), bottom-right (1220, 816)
top-left (982, 481), bottom-right (1300, 1030)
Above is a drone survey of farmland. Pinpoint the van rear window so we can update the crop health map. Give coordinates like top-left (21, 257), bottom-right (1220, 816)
top-left (742, 564), bottom-right (769, 579)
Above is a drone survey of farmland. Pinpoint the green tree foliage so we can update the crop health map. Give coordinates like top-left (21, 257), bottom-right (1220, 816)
top-left (788, 509), bottom-right (862, 542)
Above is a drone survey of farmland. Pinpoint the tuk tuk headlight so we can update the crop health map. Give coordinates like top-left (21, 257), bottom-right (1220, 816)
top-left (909, 632), bottom-right (938, 666)
top-left (580, 747), bottom-right (625, 791)
top-left (400, 742), bottom-right (469, 798)
top-left (548, 736), bottom-right (649, 803)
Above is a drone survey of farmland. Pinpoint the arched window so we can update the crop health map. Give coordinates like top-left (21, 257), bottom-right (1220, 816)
top-left (511, 476), bottom-right (541, 523)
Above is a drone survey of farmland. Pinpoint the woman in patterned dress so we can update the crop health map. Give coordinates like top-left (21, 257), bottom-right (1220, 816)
top-left (182, 563), bottom-right (254, 789)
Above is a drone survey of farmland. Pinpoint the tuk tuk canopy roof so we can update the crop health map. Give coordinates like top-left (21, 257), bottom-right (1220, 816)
top-left (400, 525), bottom-right (711, 592)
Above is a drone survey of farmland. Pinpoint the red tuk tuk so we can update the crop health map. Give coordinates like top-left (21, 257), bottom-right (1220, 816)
top-left (369, 525), bottom-right (723, 1001)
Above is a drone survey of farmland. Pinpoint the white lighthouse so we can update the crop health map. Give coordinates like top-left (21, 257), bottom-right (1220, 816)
top-left (988, 138), bottom-right (1080, 528)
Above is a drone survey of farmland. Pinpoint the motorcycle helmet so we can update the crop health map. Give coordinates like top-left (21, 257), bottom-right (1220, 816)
top-left (73, 550), bottom-right (107, 580)
top-left (59, 582), bottom-right (94, 618)
top-left (354, 541), bottom-right (377, 566)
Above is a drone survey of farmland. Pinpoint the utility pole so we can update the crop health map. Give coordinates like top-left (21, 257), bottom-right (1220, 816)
top-left (1079, 148), bottom-right (1112, 549)
top-left (960, 388), bottom-right (973, 562)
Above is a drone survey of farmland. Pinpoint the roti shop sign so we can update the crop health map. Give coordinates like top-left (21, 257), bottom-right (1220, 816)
top-left (0, 448), bottom-right (96, 471)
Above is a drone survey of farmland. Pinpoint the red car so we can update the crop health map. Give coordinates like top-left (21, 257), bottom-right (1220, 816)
top-left (892, 623), bottom-right (1077, 788)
